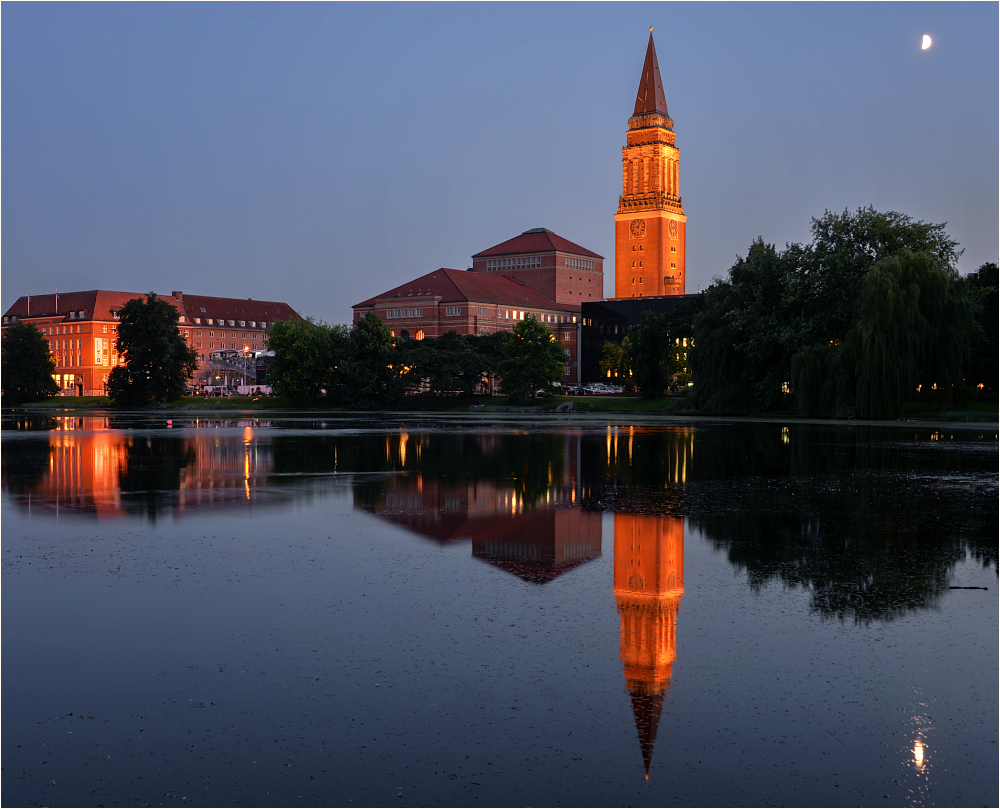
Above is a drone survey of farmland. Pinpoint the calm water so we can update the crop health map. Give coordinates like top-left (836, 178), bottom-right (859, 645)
top-left (2, 412), bottom-right (997, 807)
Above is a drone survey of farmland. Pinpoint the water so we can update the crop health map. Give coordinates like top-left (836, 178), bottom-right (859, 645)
top-left (2, 412), bottom-right (997, 807)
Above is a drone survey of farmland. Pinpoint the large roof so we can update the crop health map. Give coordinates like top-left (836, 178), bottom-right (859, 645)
top-left (3, 290), bottom-right (158, 321)
top-left (175, 294), bottom-right (300, 324)
top-left (472, 228), bottom-right (602, 259)
top-left (634, 32), bottom-right (669, 116)
top-left (354, 268), bottom-right (580, 311)
top-left (3, 290), bottom-right (301, 324)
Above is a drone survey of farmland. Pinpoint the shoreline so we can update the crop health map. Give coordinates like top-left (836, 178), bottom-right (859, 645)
top-left (3, 400), bottom-right (996, 430)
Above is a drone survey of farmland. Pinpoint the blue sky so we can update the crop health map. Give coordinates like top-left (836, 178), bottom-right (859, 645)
top-left (3, 2), bottom-right (997, 323)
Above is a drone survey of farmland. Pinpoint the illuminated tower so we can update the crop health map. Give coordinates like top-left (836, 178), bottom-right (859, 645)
top-left (614, 30), bottom-right (686, 299)
top-left (614, 514), bottom-right (684, 776)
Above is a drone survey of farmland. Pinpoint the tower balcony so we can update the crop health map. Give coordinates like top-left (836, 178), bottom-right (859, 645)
top-left (617, 193), bottom-right (684, 214)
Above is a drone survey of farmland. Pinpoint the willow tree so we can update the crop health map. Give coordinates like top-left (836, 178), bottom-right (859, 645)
top-left (849, 251), bottom-right (971, 418)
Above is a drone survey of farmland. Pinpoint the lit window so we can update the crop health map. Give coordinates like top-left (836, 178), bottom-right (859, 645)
top-left (415, 330), bottom-right (425, 340)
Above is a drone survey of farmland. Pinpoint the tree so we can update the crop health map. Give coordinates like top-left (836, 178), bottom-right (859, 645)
top-left (343, 312), bottom-right (418, 409)
top-left (626, 311), bottom-right (676, 398)
top-left (1, 320), bottom-right (58, 404)
top-left (693, 208), bottom-right (972, 417)
top-left (848, 250), bottom-right (972, 417)
top-left (964, 262), bottom-right (998, 392)
top-left (106, 294), bottom-right (198, 406)
top-left (267, 318), bottom-right (338, 404)
top-left (498, 317), bottom-right (565, 400)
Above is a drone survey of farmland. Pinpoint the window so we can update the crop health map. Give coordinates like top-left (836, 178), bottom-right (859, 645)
top-left (477, 307), bottom-right (487, 317)
top-left (194, 318), bottom-right (201, 324)
top-left (386, 308), bottom-right (422, 318)
top-left (239, 321), bottom-right (246, 327)
top-left (415, 330), bottom-right (425, 340)
top-left (445, 306), bottom-right (461, 317)
top-left (260, 322), bottom-right (266, 329)
top-left (103, 325), bottom-right (108, 334)
top-left (210, 331), bottom-right (214, 337)
top-left (250, 321), bottom-right (256, 328)
top-left (228, 320), bottom-right (235, 327)
top-left (179, 316), bottom-right (186, 323)
top-left (200, 307), bottom-right (206, 312)
top-left (207, 319), bottom-right (214, 325)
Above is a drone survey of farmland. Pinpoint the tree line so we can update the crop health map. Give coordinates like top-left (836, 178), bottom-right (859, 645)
top-left (266, 312), bottom-right (567, 407)
top-left (598, 207), bottom-right (997, 417)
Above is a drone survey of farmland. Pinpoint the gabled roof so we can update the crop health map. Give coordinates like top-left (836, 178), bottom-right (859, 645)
top-left (2, 290), bottom-right (301, 325)
top-left (634, 32), bottom-right (669, 117)
top-left (472, 228), bottom-right (602, 259)
top-left (353, 268), bottom-right (580, 312)
top-left (174, 294), bottom-right (300, 324)
top-left (3, 290), bottom-right (157, 321)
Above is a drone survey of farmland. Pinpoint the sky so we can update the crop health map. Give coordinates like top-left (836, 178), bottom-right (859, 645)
top-left (3, 2), bottom-right (997, 324)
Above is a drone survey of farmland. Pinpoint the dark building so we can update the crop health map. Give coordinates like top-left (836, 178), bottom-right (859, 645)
top-left (580, 295), bottom-right (699, 385)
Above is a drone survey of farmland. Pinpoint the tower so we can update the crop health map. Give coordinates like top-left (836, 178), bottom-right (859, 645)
top-left (614, 31), bottom-right (686, 299)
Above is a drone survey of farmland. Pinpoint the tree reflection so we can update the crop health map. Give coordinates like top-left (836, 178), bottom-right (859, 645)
top-left (583, 424), bottom-right (996, 623)
top-left (0, 437), bottom-right (52, 494)
top-left (116, 436), bottom-right (196, 521)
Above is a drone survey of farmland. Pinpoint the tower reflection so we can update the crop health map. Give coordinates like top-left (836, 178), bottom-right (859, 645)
top-left (614, 514), bottom-right (684, 777)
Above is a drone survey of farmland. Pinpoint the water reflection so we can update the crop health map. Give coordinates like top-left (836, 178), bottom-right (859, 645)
top-left (614, 514), bottom-right (684, 776)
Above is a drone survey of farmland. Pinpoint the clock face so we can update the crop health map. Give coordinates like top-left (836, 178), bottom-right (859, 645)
top-left (668, 220), bottom-right (679, 240)
top-left (630, 219), bottom-right (646, 238)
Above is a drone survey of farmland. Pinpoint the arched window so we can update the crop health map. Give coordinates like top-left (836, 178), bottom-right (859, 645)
top-left (400, 330), bottom-right (410, 340)
top-left (415, 330), bottom-right (425, 341)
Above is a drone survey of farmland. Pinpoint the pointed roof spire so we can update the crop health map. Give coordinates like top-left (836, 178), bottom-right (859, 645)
top-left (634, 30), bottom-right (669, 116)
top-left (630, 690), bottom-right (665, 775)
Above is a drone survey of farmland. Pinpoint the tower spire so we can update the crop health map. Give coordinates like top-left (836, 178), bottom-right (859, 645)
top-left (634, 31), bottom-right (669, 117)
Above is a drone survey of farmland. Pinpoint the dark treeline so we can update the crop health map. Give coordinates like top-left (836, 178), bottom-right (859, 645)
top-left (686, 207), bottom-right (997, 417)
top-left (267, 313), bottom-right (565, 407)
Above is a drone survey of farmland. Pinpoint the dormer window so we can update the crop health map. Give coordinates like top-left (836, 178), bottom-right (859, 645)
top-left (200, 307), bottom-right (206, 312)
top-left (69, 312), bottom-right (76, 319)
top-left (260, 322), bottom-right (266, 328)
top-left (112, 311), bottom-right (120, 319)
top-left (194, 318), bottom-right (201, 324)
top-left (239, 320), bottom-right (246, 327)
top-left (207, 318), bottom-right (213, 325)
top-left (179, 316), bottom-right (186, 323)
top-left (228, 320), bottom-right (235, 326)
top-left (250, 321), bottom-right (256, 328)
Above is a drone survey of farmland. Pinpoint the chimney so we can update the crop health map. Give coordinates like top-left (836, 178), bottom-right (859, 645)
top-left (173, 291), bottom-right (183, 301)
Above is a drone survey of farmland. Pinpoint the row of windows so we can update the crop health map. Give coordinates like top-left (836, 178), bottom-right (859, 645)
top-left (631, 276), bottom-right (679, 285)
top-left (566, 257), bottom-right (595, 270)
top-left (486, 256), bottom-right (541, 270)
top-left (184, 317), bottom-right (267, 328)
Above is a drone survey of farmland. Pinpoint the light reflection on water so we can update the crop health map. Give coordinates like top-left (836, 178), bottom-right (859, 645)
top-left (2, 414), bottom-right (996, 806)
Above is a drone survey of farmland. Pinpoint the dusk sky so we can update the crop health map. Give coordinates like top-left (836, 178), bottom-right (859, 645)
top-left (3, 2), bottom-right (997, 323)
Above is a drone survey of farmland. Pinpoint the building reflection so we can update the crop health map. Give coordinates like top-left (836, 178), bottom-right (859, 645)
top-left (358, 477), bottom-right (601, 583)
top-left (614, 514), bottom-right (684, 777)
top-left (1, 419), bottom-right (279, 519)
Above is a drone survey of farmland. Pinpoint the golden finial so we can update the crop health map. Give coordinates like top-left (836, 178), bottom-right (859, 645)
top-left (650, 26), bottom-right (653, 32)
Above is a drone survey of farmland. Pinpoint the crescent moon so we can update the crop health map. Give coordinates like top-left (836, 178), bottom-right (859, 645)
top-left (921, 34), bottom-right (932, 50)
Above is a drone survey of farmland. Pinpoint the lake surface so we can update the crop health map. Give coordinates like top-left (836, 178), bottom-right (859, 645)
top-left (2, 411), bottom-right (997, 807)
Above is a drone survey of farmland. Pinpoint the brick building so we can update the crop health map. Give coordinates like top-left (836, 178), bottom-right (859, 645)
top-left (2, 290), bottom-right (300, 396)
top-left (352, 228), bottom-right (603, 385)
top-left (352, 267), bottom-right (582, 383)
top-left (471, 227), bottom-right (604, 304)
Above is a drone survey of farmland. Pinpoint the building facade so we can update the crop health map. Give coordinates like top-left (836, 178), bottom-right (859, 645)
top-left (614, 31), bottom-right (687, 299)
top-left (2, 290), bottom-right (301, 396)
top-left (471, 228), bottom-right (604, 305)
top-left (352, 260), bottom-right (588, 384)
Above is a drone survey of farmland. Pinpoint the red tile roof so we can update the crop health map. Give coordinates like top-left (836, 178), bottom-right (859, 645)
top-left (173, 294), bottom-right (301, 324)
top-left (3, 290), bottom-right (155, 321)
top-left (472, 229), bottom-right (602, 259)
top-left (354, 268), bottom-right (581, 311)
top-left (3, 290), bottom-right (301, 325)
